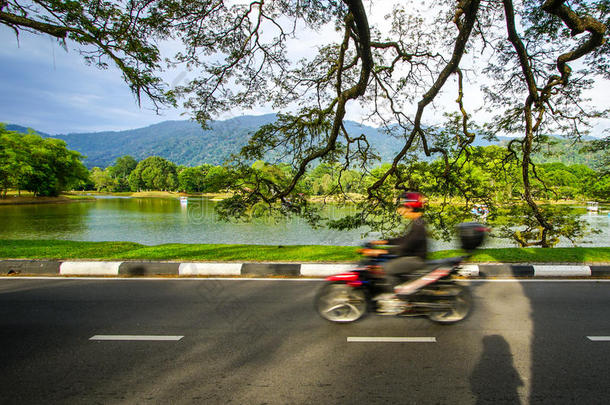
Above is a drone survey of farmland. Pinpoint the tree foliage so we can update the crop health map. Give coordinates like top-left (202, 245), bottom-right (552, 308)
top-left (0, 124), bottom-right (89, 196)
top-left (128, 156), bottom-right (178, 191)
top-left (165, 0), bottom-right (610, 247)
top-left (0, 0), bottom-right (172, 107)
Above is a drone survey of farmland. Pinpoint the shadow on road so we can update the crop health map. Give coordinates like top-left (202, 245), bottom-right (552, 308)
top-left (470, 334), bottom-right (522, 405)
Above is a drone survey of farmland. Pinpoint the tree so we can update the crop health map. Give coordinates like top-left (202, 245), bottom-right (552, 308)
top-left (90, 167), bottom-right (116, 192)
top-left (201, 166), bottom-right (230, 194)
top-left (107, 155), bottom-right (138, 191)
top-left (151, 0), bottom-right (609, 245)
top-left (109, 155), bottom-right (138, 179)
top-left (0, 125), bottom-right (32, 197)
top-left (0, 125), bottom-right (89, 196)
top-left (178, 165), bottom-right (211, 193)
top-left (581, 137), bottom-right (610, 178)
top-left (20, 136), bottom-right (89, 196)
top-left (128, 156), bottom-right (178, 192)
top-left (590, 176), bottom-right (610, 201)
top-left (207, 0), bottom-right (608, 243)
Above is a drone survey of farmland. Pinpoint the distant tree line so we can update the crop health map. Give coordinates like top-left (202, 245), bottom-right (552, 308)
top-left (3, 122), bottom-right (607, 203)
top-left (90, 156), bottom-right (229, 194)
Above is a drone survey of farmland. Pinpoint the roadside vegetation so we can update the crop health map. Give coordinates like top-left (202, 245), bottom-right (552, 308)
top-left (0, 240), bottom-right (608, 264)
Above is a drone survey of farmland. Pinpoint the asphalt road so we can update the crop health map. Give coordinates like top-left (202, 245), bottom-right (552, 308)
top-left (1, 278), bottom-right (609, 404)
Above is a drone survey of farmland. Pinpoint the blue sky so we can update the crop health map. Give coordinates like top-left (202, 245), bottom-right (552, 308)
top-left (0, 28), bottom-right (190, 134)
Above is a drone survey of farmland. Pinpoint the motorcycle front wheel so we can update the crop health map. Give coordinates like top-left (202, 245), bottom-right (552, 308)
top-left (427, 284), bottom-right (472, 324)
top-left (315, 282), bottom-right (368, 323)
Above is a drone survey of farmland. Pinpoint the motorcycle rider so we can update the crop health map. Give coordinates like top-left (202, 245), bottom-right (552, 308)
top-left (363, 191), bottom-right (428, 297)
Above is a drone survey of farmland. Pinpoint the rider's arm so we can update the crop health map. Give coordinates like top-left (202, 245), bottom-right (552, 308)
top-left (369, 240), bottom-right (389, 245)
top-left (361, 248), bottom-right (389, 257)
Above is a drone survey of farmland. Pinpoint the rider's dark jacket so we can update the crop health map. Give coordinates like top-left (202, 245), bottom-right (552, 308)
top-left (387, 217), bottom-right (428, 259)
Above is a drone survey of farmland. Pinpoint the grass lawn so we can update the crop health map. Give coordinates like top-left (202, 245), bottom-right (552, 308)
top-left (0, 239), bottom-right (609, 263)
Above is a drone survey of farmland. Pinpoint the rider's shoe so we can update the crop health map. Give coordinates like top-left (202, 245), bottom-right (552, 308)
top-left (374, 292), bottom-right (396, 301)
top-left (374, 293), bottom-right (406, 315)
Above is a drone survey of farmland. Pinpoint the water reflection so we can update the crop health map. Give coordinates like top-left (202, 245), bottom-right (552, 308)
top-left (0, 197), bottom-right (608, 247)
top-left (0, 202), bottom-right (92, 239)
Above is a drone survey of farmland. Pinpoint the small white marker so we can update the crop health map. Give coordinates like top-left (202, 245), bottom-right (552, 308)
top-left (587, 336), bottom-right (610, 342)
top-left (90, 335), bottom-right (183, 341)
top-left (347, 337), bottom-right (436, 343)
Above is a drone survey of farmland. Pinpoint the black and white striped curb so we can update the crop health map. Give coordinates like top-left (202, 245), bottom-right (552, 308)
top-left (0, 260), bottom-right (609, 278)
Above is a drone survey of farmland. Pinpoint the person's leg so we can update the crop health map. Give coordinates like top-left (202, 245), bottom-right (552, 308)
top-left (383, 256), bottom-right (424, 286)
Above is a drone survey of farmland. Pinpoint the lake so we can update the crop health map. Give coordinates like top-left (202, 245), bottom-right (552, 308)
top-left (0, 196), bottom-right (608, 250)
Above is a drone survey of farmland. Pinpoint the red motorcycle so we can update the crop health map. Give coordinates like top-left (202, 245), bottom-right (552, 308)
top-left (315, 223), bottom-right (488, 324)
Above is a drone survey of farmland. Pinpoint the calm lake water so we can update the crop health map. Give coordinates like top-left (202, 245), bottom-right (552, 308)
top-left (0, 197), bottom-right (608, 250)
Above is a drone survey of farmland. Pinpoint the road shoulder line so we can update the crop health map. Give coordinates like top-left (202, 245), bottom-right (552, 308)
top-left (2, 260), bottom-right (610, 278)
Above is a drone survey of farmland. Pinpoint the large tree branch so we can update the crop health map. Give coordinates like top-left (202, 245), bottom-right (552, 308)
top-left (503, 0), bottom-right (538, 103)
top-left (541, 0), bottom-right (607, 85)
top-left (0, 9), bottom-right (68, 38)
top-left (275, 0), bottom-right (372, 199)
top-left (367, 0), bottom-right (481, 198)
top-left (503, 0), bottom-right (552, 239)
top-left (501, 0), bottom-right (607, 246)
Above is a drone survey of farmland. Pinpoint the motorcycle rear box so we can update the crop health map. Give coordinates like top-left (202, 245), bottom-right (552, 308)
top-left (458, 222), bottom-right (487, 251)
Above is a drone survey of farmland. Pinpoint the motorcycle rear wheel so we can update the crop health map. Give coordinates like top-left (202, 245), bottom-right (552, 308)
top-left (427, 285), bottom-right (472, 324)
top-left (316, 282), bottom-right (368, 323)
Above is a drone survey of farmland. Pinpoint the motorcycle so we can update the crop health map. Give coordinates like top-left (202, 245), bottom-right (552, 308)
top-left (315, 222), bottom-right (488, 324)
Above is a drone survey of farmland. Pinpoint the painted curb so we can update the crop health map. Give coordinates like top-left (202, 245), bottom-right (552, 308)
top-left (592, 265), bottom-right (610, 276)
top-left (300, 264), bottom-right (353, 277)
top-left (1, 260), bottom-right (610, 278)
top-left (179, 263), bottom-right (242, 276)
top-left (119, 262), bottom-right (180, 276)
top-left (478, 264), bottom-right (535, 277)
top-left (0, 260), bottom-right (60, 275)
top-left (533, 265), bottom-right (591, 277)
top-left (241, 263), bottom-right (300, 276)
top-left (60, 261), bottom-right (122, 276)
top-left (457, 264), bottom-right (479, 277)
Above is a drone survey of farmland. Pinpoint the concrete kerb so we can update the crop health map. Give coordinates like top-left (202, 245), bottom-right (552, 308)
top-left (1, 260), bottom-right (610, 278)
top-left (60, 261), bottom-right (122, 276)
top-left (0, 260), bottom-right (60, 275)
top-left (179, 263), bottom-right (242, 276)
top-left (119, 262), bottom-right (180, 276)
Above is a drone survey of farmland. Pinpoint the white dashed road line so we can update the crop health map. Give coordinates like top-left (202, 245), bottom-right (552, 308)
top-left (90, 335), bottom-right (184, 341)
top-left (587, 336), bottom-right (610, 342)
top-left (347, 337), bottom-right (437, 343)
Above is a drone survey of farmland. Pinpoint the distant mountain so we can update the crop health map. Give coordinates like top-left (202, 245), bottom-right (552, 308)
top-left (9, 115), bottom-right (421, 167)
top-left (6, 115), bottom-right (599, 168)
top-left (6, 124), bottom-right (51, 137)
top-left (51, 114), bottom-right (280, 168)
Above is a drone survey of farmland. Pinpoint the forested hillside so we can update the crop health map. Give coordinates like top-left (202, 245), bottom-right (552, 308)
top-left (6, 116), bottom-right (604, 168)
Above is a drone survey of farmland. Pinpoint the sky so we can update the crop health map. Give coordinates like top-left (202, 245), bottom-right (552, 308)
top-left (0, 28), bottom-right (187, 134)
top-left (1, 2), bottom-right (608, 137)
top-left (0, 23), bottom-right (343, 134)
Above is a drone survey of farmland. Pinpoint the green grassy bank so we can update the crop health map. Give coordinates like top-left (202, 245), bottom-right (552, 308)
top-left (0, 239), bottom-right (609, 263)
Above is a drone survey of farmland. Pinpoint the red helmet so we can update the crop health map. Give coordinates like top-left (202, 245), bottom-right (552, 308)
top-left (397, 191), bottom-right (425, 210)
